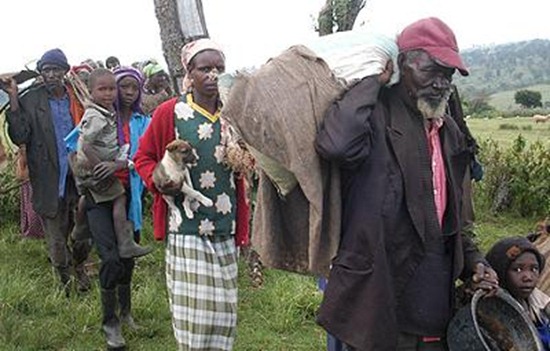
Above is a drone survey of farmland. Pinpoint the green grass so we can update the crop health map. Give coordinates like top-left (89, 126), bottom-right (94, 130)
top-left (489, 83), bottom-right (550, 111)
top-left (1, 211), bottom-right (541, 350)
top-left (466, 117), bottom-right (550, 147)
top-left (0, 219), bottom-right (325, 351)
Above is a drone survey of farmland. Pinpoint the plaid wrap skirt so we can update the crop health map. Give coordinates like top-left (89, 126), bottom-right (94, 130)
top-left (166, 233), bottom-right (238, 351)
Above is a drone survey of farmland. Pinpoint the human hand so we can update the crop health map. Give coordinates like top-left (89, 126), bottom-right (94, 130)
top-left (378, 60), bottom-right (394, 86)
top-left (465, 262), bottom-right (500, 297)
top-left (93, 161), bottom-right (118, 181)
top-left (0, 77), bottom-right (18, 97)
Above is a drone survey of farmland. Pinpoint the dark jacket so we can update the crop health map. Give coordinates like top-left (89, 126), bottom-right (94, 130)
top-left (7, 85), bottom-right (71, 217)
top-left (315, 77), bottom-right (486, 351)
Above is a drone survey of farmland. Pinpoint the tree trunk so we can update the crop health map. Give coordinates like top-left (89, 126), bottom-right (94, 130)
top-left (153, 0), bottom-right (209, 95)
top-left (317, 0), bottom-right (367, 36)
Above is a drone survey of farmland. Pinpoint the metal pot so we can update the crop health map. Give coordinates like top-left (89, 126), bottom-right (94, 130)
top-left (447, 289), bottom-right (543, 350)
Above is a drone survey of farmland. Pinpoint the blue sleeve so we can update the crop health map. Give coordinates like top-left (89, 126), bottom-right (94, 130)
top-left (64, 125), bottom-right (81, 153)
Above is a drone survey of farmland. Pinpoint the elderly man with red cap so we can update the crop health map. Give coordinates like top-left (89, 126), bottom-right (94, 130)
top-left (315, 17), bottom-right (499, 350)
top-left (1, 48), bottom-right (92, 297)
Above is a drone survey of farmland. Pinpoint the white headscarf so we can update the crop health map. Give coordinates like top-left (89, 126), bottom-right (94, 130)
top-left (181, 38), bottom-right (225, 91)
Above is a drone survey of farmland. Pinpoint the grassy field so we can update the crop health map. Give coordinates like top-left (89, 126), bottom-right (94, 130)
top-left (466, 116), bottom-right (550, 147)
top-left (489, 83), bottom-right (550, 111)
top-left (1, 117), bottom-right (548, 350)
top-left (1, 214), bottom-right (540, 351)
top-left (0, 219), bottom-right (325, 351)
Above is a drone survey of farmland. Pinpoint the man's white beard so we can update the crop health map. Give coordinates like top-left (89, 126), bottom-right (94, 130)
top-left (417, 90), bottom-right (451, 120)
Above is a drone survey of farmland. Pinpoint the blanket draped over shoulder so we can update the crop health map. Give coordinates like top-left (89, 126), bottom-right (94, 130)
top-left (222, 45), bottom-right (346, 276)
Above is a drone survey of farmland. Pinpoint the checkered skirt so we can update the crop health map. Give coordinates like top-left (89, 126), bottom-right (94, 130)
top-left (166, 233), bottom-right (238, 351)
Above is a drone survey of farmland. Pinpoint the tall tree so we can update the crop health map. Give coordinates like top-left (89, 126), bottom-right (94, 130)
top-left (317, 0), bottom-right (367, 36)
top-left (153, 0), bottom-right (209, 95)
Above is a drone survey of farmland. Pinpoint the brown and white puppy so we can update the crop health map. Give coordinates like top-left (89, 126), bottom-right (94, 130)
top-left (153, 139), bottom-right (213, 225)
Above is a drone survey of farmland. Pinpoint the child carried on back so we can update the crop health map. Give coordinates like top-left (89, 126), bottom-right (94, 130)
top-left (72, 68), bottom-right (152, 258)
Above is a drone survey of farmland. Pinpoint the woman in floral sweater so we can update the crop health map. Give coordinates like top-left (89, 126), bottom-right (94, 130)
top-left (134, 38), bottom-right (249, 351)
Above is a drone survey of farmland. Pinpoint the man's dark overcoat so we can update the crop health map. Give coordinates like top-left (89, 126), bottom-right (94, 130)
top-left (7, 86), bottom-right (68, 217)
top-left (315, 76), bottom-right (485, 351)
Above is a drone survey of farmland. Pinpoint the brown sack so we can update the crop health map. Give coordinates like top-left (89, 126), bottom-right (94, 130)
top-left (534, 218), bottom-right (550, 294)
top-left (222, 45), bottom-right (346, 276)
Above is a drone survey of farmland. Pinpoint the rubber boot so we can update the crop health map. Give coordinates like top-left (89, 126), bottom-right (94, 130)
top-left (118, 284), bottom-right (139, 330)
top-left (56, 266), bottom-right (72, 298)
top-left (116, 220), bottom-right (153, 259)
top-left (101, 288), bottom-right (126, 349)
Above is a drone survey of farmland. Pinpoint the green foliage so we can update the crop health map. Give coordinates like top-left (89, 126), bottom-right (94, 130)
top-left (0, 160), bottom-right (19, 223)
top-left (490, 84), bottom-right (550, 112)
top-left (514, 89), bottom-right (543, 108)
top-left (498, 123), bottom-right (519, 130)
top-left (475, 135), bottom-right (550, 217)
top-left (464, 94), bottom-right (496, 117)
top-left (316, 0), bottom-right (365, 35)
top-left (500, 107), bottom-right (550, 118)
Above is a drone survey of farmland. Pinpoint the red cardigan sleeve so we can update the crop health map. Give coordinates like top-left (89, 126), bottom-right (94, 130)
top-left (134, 98), bottom-right (177, 240)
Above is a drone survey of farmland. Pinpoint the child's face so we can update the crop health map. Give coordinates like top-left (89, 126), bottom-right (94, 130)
top-left (506, 251), bottom-right (540, 301)
top-left (91, 74), bottom-right (117, 110)
top-left (118, 76), bottom-right (140, 108)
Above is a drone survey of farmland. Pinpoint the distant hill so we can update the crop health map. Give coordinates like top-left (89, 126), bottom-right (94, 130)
top-left (454, 39), bottom-right (550, 102)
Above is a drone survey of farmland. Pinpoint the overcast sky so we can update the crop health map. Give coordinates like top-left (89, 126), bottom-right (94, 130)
top-left (1, 0), bottom-right (549, 73)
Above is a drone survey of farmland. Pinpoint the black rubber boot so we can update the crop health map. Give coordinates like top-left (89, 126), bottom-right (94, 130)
top-left (118, 284), bottom-right (139, 330)
top-left (101, 288), bottom-right (126, 349)
top-left (116, 220), bottom-right (153, 259)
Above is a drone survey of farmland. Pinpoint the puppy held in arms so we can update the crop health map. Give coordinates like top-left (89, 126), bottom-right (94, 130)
top-left (153, 140), bottom-right (213, 226)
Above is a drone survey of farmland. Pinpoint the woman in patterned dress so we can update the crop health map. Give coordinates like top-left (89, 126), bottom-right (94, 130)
top-left (134, 38), bottom-right (249, 351)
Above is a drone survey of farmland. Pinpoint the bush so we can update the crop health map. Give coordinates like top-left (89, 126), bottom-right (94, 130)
top-left (515, 89), bottom-right (543, 108)
top-left (476, 135), bottom-right (550, 217)
top-left (0, 159), bottom-right (20, 223)
top-left (500, 108), bottom-right (550, 118)
top-left (498, 123), bottom-right (519, 130)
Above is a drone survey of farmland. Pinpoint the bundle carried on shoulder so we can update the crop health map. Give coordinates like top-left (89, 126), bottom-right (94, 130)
top-left (222, 45), bottom-right (345, 276)
top-left (221, 31), bottom-right (398, 276)
top-left (532, 218), bottom-right (550, 294)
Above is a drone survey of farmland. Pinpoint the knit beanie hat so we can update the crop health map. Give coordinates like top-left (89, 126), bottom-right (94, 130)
top-left (485, 236), bottom-right (545, 287)
top-left (37, 48), bottom-right (70, 72)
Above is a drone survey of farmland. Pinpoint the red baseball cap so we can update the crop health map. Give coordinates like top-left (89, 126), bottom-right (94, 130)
top-left (397, 17), bottom-right (469, 76)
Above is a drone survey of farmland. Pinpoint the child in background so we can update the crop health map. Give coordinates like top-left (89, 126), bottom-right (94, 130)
top-left (485, 236), bottom-right (550, 350)
top-left (72, 68), bottom-right (151, 258)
